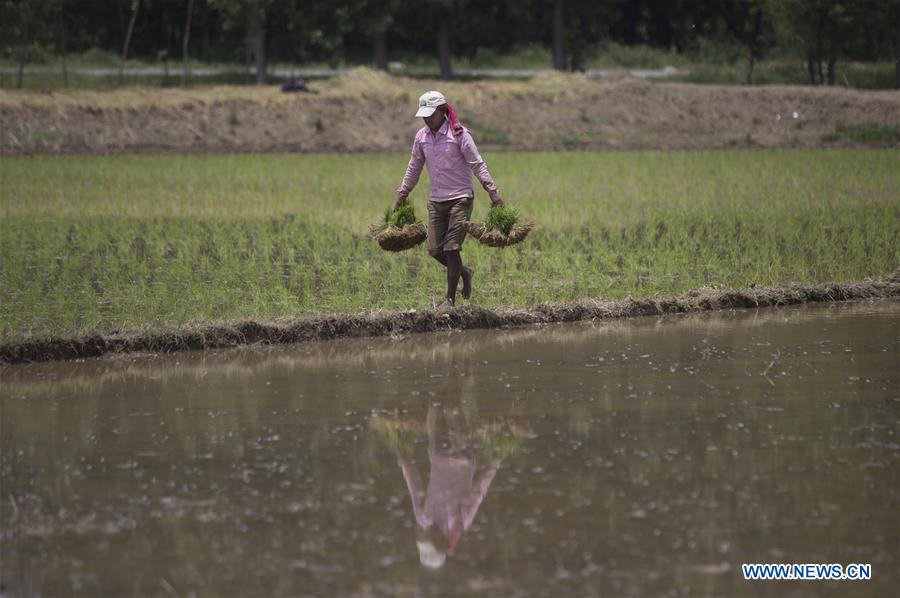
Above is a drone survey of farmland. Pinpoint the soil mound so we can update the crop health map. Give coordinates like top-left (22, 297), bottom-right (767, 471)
top-left (2, 71), bottom-right (898, 153)
top-left (1, 278), bottom-right (897, 364)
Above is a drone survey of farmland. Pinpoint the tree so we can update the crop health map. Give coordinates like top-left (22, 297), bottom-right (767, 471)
top-left (551, 0), bottom-right (617, 71)
top-left (0, 0), bottom-right (62, 87)
top-left (771, 0), bottom-right (857, 86)
top-left (552, 0), bottom-right (564, 70)
top-left (249, 0), bottom-right (266, 83)
top-left (120, 0), bottom-right (141, 85)
top-left (895, 2), bottom-right (900, 89)
top-left (119, 0), bottom-right (141, 85)
top-left (719, 0), bottom-right (775, 84)
top-left (393, 0), bottom-right (459, 79)
top-left (357, 0), bottom-right (399, 70)
top-left (181, 0), bottom-right (195, 84)
top-left (208, 0), bottom-right (270, 83)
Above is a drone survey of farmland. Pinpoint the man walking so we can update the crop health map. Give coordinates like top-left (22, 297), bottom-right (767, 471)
top-left (395, 91), bottom-right (505, 313)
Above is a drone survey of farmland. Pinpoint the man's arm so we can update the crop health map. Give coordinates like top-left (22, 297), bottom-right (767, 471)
top-left (396, 452), bottom-right (427, 527)
top-left (459, 131), bottom-right (503, 206)
top-left (460, 458), bottom-right (502, 530)
top-left (395, 135), bottom-right (425, 209)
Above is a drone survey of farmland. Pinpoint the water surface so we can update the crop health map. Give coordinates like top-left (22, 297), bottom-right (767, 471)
top-left (2, 301), bottom-right (898, 596)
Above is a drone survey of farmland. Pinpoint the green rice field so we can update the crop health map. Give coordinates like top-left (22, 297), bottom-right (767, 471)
top-left (1, 149), bottom-right (898, 343)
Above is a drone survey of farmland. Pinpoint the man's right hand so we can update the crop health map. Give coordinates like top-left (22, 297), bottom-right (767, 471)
top-left (394, 194), bottom-right (407, 211)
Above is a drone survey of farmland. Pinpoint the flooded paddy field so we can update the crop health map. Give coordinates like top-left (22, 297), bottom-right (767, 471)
top-left (1, 300), bottom-right (898, 596)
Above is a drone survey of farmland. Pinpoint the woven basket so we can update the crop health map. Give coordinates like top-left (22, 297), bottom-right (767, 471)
top-left (369, 222), bottom-right (427, 251)
top-left (465, 221), bottom-right (533, 247)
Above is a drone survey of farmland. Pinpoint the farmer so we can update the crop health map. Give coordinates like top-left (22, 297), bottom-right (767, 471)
top-left (395, 90), bottom-right (505, 313)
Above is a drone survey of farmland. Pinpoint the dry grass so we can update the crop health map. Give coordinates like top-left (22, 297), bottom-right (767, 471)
top-left (2, 67), bottom-right (898, 153)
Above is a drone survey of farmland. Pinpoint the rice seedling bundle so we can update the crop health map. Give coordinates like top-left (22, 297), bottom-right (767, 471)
top-left (467, 204), bottom-right (533, 247)
top-left (369, 202), bottom-right (427, 251)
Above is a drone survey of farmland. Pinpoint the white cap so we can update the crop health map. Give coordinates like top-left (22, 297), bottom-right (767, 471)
top-left (415, 91), bottom-right (446, 117)
top-left (416, 540), bottom-right (447, 569)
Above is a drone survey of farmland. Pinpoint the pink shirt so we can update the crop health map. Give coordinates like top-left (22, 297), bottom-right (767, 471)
top-left (397, 120), bottom-right (501, 203)
top-left (398, 453), bottom-right (500, 536)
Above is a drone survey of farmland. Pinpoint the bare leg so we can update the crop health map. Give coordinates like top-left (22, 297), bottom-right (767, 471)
top-left (430, 252), bottom-right (448, 267)
top-left (431, 251), bottom-right (473, 300)
top-left (445, 250), bottom-right (462, 303)
top-left (460, 265), bottom-right (473, 300)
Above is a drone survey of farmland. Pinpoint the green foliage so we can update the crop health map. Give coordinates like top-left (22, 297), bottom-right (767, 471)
top-left (822, 122), bottom-right (900, 145)
top-left (485, 204), bottom-right (519, 236)
top-left (593, 42), bottom-right (689, 69)
top-left (386, 202), bottom-right (417, 228)
top-left (1, 0), bottom-right (899, 90)
top-left (1, 150), bottom-right (898, 342)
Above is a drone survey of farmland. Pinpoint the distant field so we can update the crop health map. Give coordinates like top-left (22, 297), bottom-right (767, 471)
top-left (1, 149), bottom-right (898, 342)
top-left (4, 69), bottom-right (899, 155)
top-left (1, 45), bottom-right (896, 90)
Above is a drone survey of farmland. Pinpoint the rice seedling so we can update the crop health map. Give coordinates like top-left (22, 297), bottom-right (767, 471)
top-left (485, 204), bottom-right (520, 235)
top-left (371, 202), bottom-right (426, 251)
top-left (468, 204), bottom-right (533, 247)
top-left (466, 221), bottom-right (534, 248)
top-left (1, 149), bottom-right (897, 343)
top-left (388, 203), bottom-right (418, 228)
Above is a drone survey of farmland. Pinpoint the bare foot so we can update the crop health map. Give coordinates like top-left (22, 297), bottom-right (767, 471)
top-left (435, 298), bottom-right (455, 315)
top-left (461, 266), bottom-right (474, 300)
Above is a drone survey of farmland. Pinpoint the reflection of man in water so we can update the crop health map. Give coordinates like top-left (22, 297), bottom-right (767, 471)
top-left (395, 401), bottom-right (502, 569)
top-left (371, 346), bottom-right (532, 569)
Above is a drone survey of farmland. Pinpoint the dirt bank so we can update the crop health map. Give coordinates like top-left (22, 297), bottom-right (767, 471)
top-left (2, 278), bottom-right (897, 364)
top-left (1, 69), bottom-right (898, 154)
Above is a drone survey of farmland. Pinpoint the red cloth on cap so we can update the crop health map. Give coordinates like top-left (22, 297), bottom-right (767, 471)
top-left (445, 103), bottom-right (464, 136)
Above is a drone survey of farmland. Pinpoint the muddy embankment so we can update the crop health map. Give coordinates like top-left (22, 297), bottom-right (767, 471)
top-left (2, 278), bottom-right (897, 364)
top-left (1, 69), bottom-right (899, 154)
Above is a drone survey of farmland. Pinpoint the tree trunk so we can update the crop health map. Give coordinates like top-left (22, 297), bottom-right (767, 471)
top-left (745, 10), bottom-right (763, 85)
top-left (245, 38), bottom-right (253, 82)
top-left (255, 33), bottom-right (266, 85)
top-left (181, 0), bottom-right (195, 85)
top-left (746, 51), bottom-right (755, 85)
top-left (120, 0), bottom-right (140, 86)
top-left (552, 0), bottom-right (565, 71)
top-left (250, 0), bottom-right (267, 84)
top-left (895, 6), bottom-right (900, 90)
top-left (827, 56), bottom-right (836, 86)
top-left (374, 29), bottom-right (388, 71)
top-left (807, 52), bottom-right (816, 85)
top-left (60, 5), bottom-right (68, 87)
top-left (816, 37), bottom-right (825, 84)
top-left (437, 25), bottom-right (452, 80)
top-left (16, 23), bottom-right (30, 89)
